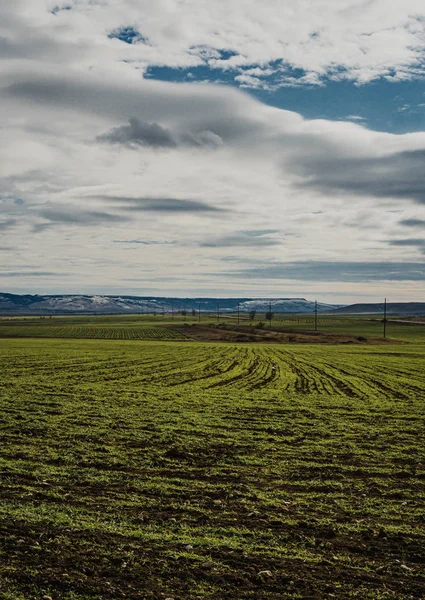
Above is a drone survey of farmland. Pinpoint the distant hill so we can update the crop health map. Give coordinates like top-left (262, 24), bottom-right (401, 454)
top-left (331, 302), bottom-right (425, 316)
top-left (0, 293), bottom-right (341, 316)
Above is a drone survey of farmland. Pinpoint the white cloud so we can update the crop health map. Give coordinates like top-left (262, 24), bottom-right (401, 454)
top-left (2, 1), bottom-right (425, 299)
top-left (2, 1), bottom-right (425, 87)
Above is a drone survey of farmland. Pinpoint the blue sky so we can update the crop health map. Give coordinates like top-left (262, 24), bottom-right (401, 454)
top-left (110, 22), bottom-right (425, 134)
top-left (147, 64), bottom-right (425, 133)
top-left (2, 0), bottom-right (425, 301)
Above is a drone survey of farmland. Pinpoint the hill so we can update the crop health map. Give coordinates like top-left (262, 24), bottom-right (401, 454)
top-left (0, 293), bottom-right (340, 316)
top-left (331, 302), bottom-right (425, 316)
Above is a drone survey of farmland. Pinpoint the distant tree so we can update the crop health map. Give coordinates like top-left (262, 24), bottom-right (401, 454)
top-left (191, 309), bottom-right (196, 317)
top-left (265, 311), bottom-right (274, 322)
top-left (249, 310), bottom-right (256, 321)
top-left (181, 309), bottom-right (187, 316)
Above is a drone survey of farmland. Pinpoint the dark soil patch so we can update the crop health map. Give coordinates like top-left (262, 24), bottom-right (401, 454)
top-left (168, 323), bottom-right (400, 345)
top-left (2, 521), bottom-right (424, 600)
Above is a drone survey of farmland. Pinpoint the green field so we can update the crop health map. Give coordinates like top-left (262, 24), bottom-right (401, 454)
top-left (0, 315), bottom-right (190, 341)
top-left (0, 324), bottom-right (187, 341)
top-left (0, 317), bottom-right (424, 599)
top-left (0, 312), bottom-right (423, 342)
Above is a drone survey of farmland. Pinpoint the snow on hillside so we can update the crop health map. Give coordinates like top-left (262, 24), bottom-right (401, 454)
top-left (239, 299), bottom-right (336, 312)
top-left (0, 293), bottom-right (343, 315)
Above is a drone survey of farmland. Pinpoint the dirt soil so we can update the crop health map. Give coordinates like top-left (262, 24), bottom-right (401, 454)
top-left (167, 323), bottom-right (399, 344)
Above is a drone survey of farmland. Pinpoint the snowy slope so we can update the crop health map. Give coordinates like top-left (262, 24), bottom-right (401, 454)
top-left (0, 293), bottom-right (343, 315)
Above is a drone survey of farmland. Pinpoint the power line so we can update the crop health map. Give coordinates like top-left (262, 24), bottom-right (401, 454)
top-left (383, 297), bottom-right (387, 339)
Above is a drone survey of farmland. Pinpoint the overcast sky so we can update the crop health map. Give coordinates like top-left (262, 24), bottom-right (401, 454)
top-left (2, 0), bottom-right (425, 302)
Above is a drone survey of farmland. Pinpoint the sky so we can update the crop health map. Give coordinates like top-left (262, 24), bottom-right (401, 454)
top-left (2, 1), bottom-right (425, 302)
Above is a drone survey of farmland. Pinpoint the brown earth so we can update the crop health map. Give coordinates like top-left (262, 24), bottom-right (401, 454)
top-left (168, 323), bottom-right (400, 345)
top-left (2, 500), bottom-right (424, 600)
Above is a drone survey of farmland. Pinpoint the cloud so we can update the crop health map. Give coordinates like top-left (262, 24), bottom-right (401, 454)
top-left (292, 149), bottom-right (425, 204)
top-left (0, 271), bottom-right (58, 277)
top-left (35, 205), bottom-right (130, 230)
top-left (100, 119), bottom-right (177, 148)
top-left (0, 218), bottom-right (18, 231)
top-left (3, 0), bottom-right (425, 93)
top-left (201, 230), bottom-right (282, 247)
top-left (98, 117), bottom-right (223, 149)
top-left (223, 261), bottom-right (425, 282)
top-left (2, 2), bottom-right (425, 298)
top-left (1, 69), bottom-right (262, 148)
top-left (400, 218), bottom-right (425, 227)
top-left (388, 238), bottom-right (425, 246)
top-left (234, 69), bottom-right (277, 90)
top-left (114, 239), bottom-right (177, 245)
top-left (99, 196), bottom-right (227, 213)
top-left (387, 238), bottom-right (425, 253)
top-left (45, 1), bottom-right (425, 87)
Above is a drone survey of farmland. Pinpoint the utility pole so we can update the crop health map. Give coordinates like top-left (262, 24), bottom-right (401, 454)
top-left (269, 300), bottom-right (272, 327)
top-left (237, 302), bottom-right (240, 324)
top-left (383, 297), bottom-right (387, 339)
top-left (217, 301), bottom-right (220, 324)
top-left (198, 302), bottom-right (201, 322)
top-left (314, 300), bottom-right (318, 332)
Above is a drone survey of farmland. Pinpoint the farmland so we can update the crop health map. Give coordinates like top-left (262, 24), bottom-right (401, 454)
top-left (0, 324), bottom-right (187, 341)
top-left (1, 312), bottom-right (424, 343)
top-left (0, 318), bottom-right (424, 599)
top-left (0, 315), bottom-right (189, 341)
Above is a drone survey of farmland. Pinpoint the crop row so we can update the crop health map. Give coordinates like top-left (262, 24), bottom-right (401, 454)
top-left (3, 338), bottom-right (422, 402)
top-left (1, 336), bottom-right (424, 600)
top-left (0, 324), bottom-right (187, 341)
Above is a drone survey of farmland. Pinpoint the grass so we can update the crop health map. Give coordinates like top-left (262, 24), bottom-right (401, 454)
top-left (0, 315), bottom-right (189, 340)
top-left (0, 324), bottom-right (187, 340)
top-left (0, 319), bottom-right (424, 599)
top-left (2, 312), bottom-right (425, 342)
